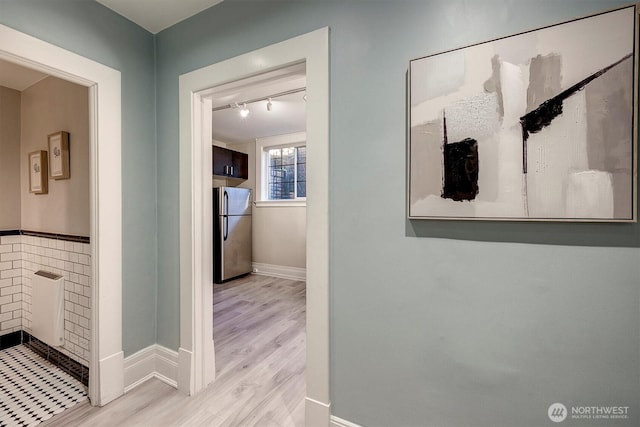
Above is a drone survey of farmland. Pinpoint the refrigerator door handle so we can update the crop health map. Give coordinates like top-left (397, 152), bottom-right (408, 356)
top-left (223, 190), bottom-right (229, 241)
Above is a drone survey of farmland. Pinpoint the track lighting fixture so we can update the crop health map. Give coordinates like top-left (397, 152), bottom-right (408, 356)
top-left (212, 87), bottom-right (306, 117)
top-left (239, 103), bottom-right (250, 118)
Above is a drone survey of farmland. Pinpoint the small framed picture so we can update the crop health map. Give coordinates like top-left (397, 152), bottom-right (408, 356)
top-left (28, 150), bottom-right (48, 194)
top-left (48, 131), bottom-right (70, 180)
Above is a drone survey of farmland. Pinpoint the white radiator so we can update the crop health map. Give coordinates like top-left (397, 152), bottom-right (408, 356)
top-left (31, 270), bottom-right (65, 347)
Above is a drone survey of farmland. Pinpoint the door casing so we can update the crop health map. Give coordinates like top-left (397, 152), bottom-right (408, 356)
top-left (0, 24), bottom-right (124, 406)
top-left (178, 27), bottom-right (331, 425)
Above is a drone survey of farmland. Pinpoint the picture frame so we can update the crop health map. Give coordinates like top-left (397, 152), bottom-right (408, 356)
top-left (408, 5), bottom-right (638, 222)
top-left (48, 131), bottom-right (70, 180)
top-left (28, 150), bottom-right (48, 194)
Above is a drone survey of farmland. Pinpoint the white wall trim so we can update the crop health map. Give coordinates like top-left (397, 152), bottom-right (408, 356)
top-left (98, 351), bottom-right (124, 405)
top-left (0, 24), bottom-right (123, 407)
top-left (124, 344), bottom-right (179, 392)
top-left (306, 396), bottom-right (331, 427)
top-left (155, 345), bottom-right (179, 387)
top-left (123, 346), bottom-right (156, 392)
top-left (252, 263), bottom-right (306, 281)
top-left (177, 347), bottom-right (194, 394)
top-left (254, 200), bottom-right (306, 208)
top-left (179, 27), bottom-right (330, 426)
top-left (255, 131), bottom-right (307, 202)
top-left (330, 415), bottom-right (364, 427)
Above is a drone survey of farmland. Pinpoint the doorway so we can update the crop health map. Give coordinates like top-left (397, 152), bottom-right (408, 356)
top-left (207, 62), bottom-right (308, 424)
top-left (0, 24), bottom-right (123, 406)
top-left (178, 28), bottom-right (330, 425)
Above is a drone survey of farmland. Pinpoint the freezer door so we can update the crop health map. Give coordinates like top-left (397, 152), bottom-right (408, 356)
top-left (219, 214), bottom-right (252, 281)
top-left (218, 187), bottom-right (252, 216)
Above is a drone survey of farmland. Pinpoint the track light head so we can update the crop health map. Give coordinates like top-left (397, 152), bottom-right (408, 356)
top-left (240, 103), bottom-right (250, 118)
top-left (267, 98), bottom-right (273, 112)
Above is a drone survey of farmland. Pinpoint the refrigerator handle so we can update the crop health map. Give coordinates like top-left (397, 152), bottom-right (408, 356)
top-left (223, 190), bottom-right (229, 241)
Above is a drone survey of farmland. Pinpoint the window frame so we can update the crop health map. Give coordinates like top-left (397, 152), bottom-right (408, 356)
top-left (255, 132), bottom-right (307, 207)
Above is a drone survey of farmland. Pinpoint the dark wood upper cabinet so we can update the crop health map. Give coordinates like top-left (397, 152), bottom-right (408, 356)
top-left (212, 145), bottom-right (232, 176)
top-left (213, 145), bottom-right (248, 179)
top-left (231, 150), bottom-right (248, 179)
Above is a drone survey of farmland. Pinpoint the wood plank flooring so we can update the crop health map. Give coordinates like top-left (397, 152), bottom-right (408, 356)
top-left (41, 275), bottom-right (306, 427)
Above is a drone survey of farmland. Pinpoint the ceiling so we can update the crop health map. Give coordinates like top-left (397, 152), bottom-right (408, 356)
top-left (96, 0), bottom-right (224, 34)
top-left (94, 0), bottom-right (306, 144)
top-left (0, 59), bottom-right (48, 91)
top-left (209, 63), bottom-right (307, 144)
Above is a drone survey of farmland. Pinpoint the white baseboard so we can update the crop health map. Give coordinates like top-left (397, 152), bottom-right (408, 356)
top-left (155, 345), bottom-right (179, 387)
top-left (97, 350), bottom-right (124, 406)
top-left (305, 396), bottom-right (331, 426)
top-left (252, 262), bottom-right (306, 281)
top-left (124, 345), bottom-right (178, 392)
top-left (177, 347), bottom-right (193, 395)
top-left (331, 415), bottom-right (363, 427)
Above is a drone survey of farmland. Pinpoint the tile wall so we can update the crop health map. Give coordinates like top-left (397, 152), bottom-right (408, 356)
top-left (0, 235), bottom-right (23, 336)
top-left (0, 234), bottom-right (91, 367)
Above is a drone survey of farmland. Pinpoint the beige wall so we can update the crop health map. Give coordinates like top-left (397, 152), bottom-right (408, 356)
top-left (21, 77), bottom-right (89, 236)
top-left (229, 141), bottom-right (256, 191)
top-left (253, 205), bottom-right (306, 269)
top-left (0, 86), bottom-right (21, 230)
top-left (212, 139), bottom-right (306, 269)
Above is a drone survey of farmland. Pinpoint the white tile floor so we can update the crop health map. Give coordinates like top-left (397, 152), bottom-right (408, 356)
top-left (0, 344), bottom-right (87, 427)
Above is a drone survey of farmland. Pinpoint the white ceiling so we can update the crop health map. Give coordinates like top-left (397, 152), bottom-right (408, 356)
top-left (94, 0), bottom-right (306, 144)
top-left (96, 0), bottom-right (224, 34)
top-left (210, 63), bottom-right (307, 144)
top-left (0, 59), bottom-right (48, 91)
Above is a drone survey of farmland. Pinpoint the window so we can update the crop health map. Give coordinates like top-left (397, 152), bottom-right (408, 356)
top-left (255, 132), bottom-right (307, 206)
top-left (267, 146), bottom-right (306, 200)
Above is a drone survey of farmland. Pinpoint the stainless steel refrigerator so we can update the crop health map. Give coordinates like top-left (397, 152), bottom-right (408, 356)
top-left (213, 187), bottom-right (252, 283)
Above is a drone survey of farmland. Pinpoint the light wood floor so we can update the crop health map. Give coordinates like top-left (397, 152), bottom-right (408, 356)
top-left (42, 275), bottom-right (306, 427)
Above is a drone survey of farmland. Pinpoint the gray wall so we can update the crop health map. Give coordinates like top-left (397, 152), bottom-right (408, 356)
top-left (2, 0), bottom-right (638, 425)
top-left (156, 1), bottom-right (639, 426)
top-left (0, 0), bottom-right (157, 357)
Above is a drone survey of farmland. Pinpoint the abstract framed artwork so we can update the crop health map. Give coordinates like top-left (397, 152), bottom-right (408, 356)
top-left (408, 5), bottom-right (638, 221)
top-left (48, 131), bottom-right (70, 180)
top-left (28, 150), bottom-right (48, 195)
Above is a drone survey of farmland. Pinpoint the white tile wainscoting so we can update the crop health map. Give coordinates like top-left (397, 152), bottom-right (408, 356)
top-left (0, 235), bottom-right (22, 335)
top-left (0, 234), bottom-right (91, 367)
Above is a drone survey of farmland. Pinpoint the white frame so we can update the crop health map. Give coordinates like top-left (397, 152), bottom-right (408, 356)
top-left (407, 4), bottom-right (638, 222)
top-left (0, 25), bottom-right (123, 405)
top-left (255, 131), bottom-right (307, 206)
top-left (48, 131), bottom-right (70, 180)
top-left (28, 150), bottom-right (47, 194)
top-left (178, 28), bottom-right (330, 425)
